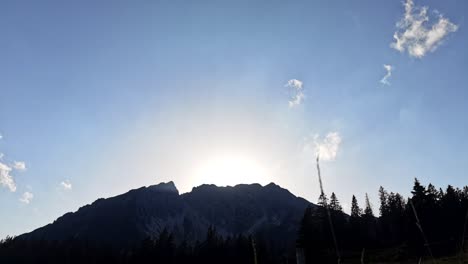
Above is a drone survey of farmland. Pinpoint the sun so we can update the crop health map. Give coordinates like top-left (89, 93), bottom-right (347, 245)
top-left (191, 154), bottom-right (268, 187)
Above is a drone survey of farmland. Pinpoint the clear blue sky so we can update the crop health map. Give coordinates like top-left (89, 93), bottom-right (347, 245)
top-left (1, 0), bottom-right (467, 238)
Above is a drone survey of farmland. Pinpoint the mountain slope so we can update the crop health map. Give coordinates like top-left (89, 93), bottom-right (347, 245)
top-left (19, 182), bottom-right (313, 247)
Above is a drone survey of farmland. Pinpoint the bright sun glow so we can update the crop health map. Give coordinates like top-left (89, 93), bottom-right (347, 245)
top-left (192, 155), bottom-right (268, 187)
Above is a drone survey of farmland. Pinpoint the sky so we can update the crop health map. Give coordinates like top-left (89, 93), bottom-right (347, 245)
top-left (1, 0), bottom-right (467, 238)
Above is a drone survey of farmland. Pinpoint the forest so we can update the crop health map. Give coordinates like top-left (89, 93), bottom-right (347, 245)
top-left (298, 178), bottom-right (468, 263)
top-left (1, 178), bottom-right (467, 263)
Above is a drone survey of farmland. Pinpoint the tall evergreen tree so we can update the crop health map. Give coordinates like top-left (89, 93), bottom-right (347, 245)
top-left (411, 178), bottom-right (427, 207)
top-left (350, 195), bottom-right (361, 218)
top-left (426, 184), bottom-right (439, 204)
top-left (329, 192), bottom-right (343, 212)
top-left (318, 193), bottom-right (328, 208)
top-left (348, 195), bottom-right (364, 249)
top-left (379, 186), bottom-right (389, 217)
top-left (412, 178), bottom-right (425, 195)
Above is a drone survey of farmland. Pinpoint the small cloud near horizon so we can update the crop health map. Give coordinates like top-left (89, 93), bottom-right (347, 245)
top-left (60, 180), bottom-right (72, 191)
top-left (285, 79), bottom-right (304, 108)
top-left (19, 191), bottom-right (34, 204)
top-left (391, 0), bottom-right (458, 58)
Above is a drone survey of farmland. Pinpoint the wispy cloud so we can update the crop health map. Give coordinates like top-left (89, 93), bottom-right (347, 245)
top-left (0, 133), bottom-right (26, 192)
top-left (0, 162), bottom-right (16, 192)
top-left (391, 0), bottom-right (458, 58)
top-left (19, 191), bottom-right (33, 204)
top-left (60, 180), bottom-right (72, 191)
top-left (13, 161), bottom-right (27, 171)
top-left (380, 64), bottom-right (393, 85)
top-left (285, 79), bottom-right (304, 108)
top-left (304, 132), bottom-right (342, 161)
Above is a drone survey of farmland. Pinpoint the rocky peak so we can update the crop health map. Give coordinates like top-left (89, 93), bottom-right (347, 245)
top-left (147, 181), bottom-right (179, 194)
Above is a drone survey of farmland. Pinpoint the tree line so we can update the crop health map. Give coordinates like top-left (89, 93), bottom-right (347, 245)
top-left (298, 178), bottom-right (468, 263)
top-left (0, 226), bottom-right (294, 264)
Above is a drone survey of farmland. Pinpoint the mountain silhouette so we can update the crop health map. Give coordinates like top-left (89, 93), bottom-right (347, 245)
top-left (19, 182), bottom-right (314, 247)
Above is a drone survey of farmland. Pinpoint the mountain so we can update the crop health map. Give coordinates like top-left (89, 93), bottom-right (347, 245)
top-left (19, 182), bottom-right (314, 247)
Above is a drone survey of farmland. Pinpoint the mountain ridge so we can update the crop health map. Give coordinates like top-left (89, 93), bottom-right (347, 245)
top-left (19, 182), bottom-right (314, 247)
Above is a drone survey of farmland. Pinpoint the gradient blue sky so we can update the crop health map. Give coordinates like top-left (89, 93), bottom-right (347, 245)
top-left (1, 0), bottom-right (467, 238)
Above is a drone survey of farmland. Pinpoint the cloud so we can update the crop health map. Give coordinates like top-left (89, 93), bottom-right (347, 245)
top-left (60, 180), bottom-right (72, 190)
top-left (391, 0), bottom-right (458, 58)
top-left (285, 79), bottom-right (304, 108)
top-left (0, 162), bottom-right (16, 192)
top-left (13, 161), bottom-right (27, 171)
top-left (0, 134), bottom-right (26, 192)
top-left (304, 132), bottom-right (342, 161)
top-left (19, 191), bottom-right (33, 204)
top-left (0, 133), bottom-right (3, 140)
top-left (380, 64), bottom-right (393, 85)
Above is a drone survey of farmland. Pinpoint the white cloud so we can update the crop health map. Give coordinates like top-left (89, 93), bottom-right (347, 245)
top-left (380, 64), bottom-right (393, 85)
top-left (285, 79), bottom-right (304, 108)
top-left (60, 180), bottom-right (72, 190)
top-left (13, 161), bottom-right (27, 171)
top-left (0, 134), bottom-right (26, 192)
top-left (0, 162), bottom-right (16, 192)
top-left (19, 191), bottom-right (33, 204)
top-left (304, 132), bottom-right (342, 161)
top-left (391, 0), bottom-right (458, 58)
top-left (0, 133), bottom-right (3, 140)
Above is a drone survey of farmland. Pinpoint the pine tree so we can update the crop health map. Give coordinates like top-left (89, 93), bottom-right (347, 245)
top-left (379, 186), bottom-right (389, 217)
top-left (351, 195), bottom-right (361, 218)
top-left (426, 184), bottom-right (439, 202)
top-left (318, 193), bottom-right (329, 208)
top-left (411, 178), bottom-right (427, 207)
top-left (349, 195), bottom-right (363, 249)
top-left (394, 193), bottom-right (405, 213)
top-left (330, 192), bottom-right (343, 212)
top-left (412, 178), bottom-right (425, 195)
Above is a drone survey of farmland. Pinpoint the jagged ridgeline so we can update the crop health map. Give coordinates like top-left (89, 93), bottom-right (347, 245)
top-left (17, 182), bottom-right (310, 245)
top-left (1, 179), bottom-right (468, 263)
top-left (1, 182), bottom-right (312, 263)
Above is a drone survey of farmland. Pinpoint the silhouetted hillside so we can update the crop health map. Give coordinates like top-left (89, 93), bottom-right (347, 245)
top-left (2, 179), bottom-right (468, 263)
top-left (18, 182), bottom-right (312, 247)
